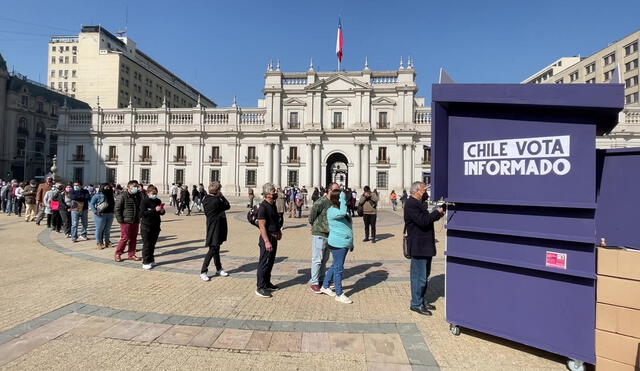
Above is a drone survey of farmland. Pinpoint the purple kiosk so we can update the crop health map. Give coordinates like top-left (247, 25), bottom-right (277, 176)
top-left (431, 84), bottom-right (624, 370)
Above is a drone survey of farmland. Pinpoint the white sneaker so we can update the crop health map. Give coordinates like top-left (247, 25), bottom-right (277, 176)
top-left (216, 270), bottom-right (229, 277)
top-left (142, 264), bottom-right (153, 270)
top-left (320, 287), bottom-right (336, 297)
top-left (335, 294), bottom-right (353, 304)
top-left (79, 236), bottom-right (88, 241)
top-left (200, 273), bottom-right (210, 282)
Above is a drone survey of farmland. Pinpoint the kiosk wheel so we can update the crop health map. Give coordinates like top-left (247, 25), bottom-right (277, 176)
top-left (449, 324), bottom-right (461, 336)
top-left (566, 359), bottom-right (584, 371)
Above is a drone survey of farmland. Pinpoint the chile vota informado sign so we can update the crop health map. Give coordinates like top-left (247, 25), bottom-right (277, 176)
top-left (447, 116), bottom-right (595, 208)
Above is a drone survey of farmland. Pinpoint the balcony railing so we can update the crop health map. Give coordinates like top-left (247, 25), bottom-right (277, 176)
top-left (287, 156), bottom-right (300, 164)
top-left (139, 155), bottom-right (152, 162)
top-left (72, 154), bottom-right (85, 161)
top-left (208, 156), bottom-right (222, 164)
top-left (173, 155), bottom-right (187, 162)
top-left (105, 155), bottom-right (118, 162)
top-left (376, 157), bottom-right (390, 165)
top-left (17, 127), bottom-right (29, 136)
top-left (377, 122), bottom-right (390, 129)
top-left (288, 122), bottom-right (300, 129)
top-left (245, 156), bottom-right (258, 164)
top-left (332, 122), bottom-right (344, 129)
top-left (421, 157), bottom-right (431, 165)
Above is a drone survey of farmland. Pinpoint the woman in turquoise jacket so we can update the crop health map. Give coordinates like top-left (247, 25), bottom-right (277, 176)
top-left (320, 189), bottom-right (354, 304)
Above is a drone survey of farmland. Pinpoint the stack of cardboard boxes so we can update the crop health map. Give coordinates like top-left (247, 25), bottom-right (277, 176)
top-left (596, 247), bottom-right (640, 370)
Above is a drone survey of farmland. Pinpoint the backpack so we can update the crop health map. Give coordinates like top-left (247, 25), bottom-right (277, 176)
top-left (247, 205), bottom-right (260, 227)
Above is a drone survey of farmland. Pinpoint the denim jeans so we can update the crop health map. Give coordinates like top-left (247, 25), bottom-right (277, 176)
top-left (94, 213), bottom-right (114, 244)
top-left (310, 235), bottom-right (330, 285)
top-left (5, 198), bottom-right (14, 213)
top-left (71, 209), bottom-right (88, 240)
top-left (323, 246), bottom-right (349, 296)
top-left (410, 257), bottom-right (433, 308)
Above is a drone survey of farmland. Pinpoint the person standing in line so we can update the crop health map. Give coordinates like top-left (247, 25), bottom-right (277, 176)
top-left (169, 183), bottom-right (178, 207)
top-left (89, 184), bottom-right (115, 250)
top-left (59, 184), bottom-right (73, 237)
top-left (255, 183), bottom-right (284, 298)
top-left (275, 187), bottom-right (287, 223)
top-left (114, 180), bottom-right (142, 262)
top-left (400, 189), bottom-right (408, 209)
top-left (200, 181), bottom-right (230, 280)
top-left (404, 181), bottom-right (445, 316)
top-left (248, 188), bottom-right (255, 208)
top-left (35, 177), bottom-right (53, 224)
top-left (390, 190), bottom-right (398, 211)
top-left (191, 185), bottom-right (202, 212)
top-left (301, 186), bottom-right (308, 208)
top-left (1, 180), bottom-right (10, 213)
top-left (358, 186), bottom-right (379, 243)
top-left (13, 182), bottom-right (25, 217)
top-left (140, 185), bottom-right (165, 270)
top-left (22, 180), bottom-right (37, 222)
top-left (308, 182), bottom-right (340, 293)
top-left (70, 181), bottom-right (91, 242)
top-left (49, 183), bottom-right (64, 233)
top-left (320, 189), bottom-right (355, 304)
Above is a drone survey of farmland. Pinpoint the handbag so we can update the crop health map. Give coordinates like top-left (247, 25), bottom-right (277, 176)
top-left (50, 200), bottom-right (60, 211)
top-left (96, 200), bottom-right (108, 213)
top-left (402, 225), bottom-right (411, 259)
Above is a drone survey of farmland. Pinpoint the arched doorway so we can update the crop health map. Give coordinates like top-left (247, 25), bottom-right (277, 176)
top-left (326, 152), bottom-right (349, 188)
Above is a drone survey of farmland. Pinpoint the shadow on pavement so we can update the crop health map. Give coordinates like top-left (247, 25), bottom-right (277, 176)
top-left (277, 262), bottom-right (386, 289)
top-left (425, 274), bottom-right (445, 304)
top-left (374, 233), bottom-right (394, 241)
top-left (156, 238), bottom-right (205, 249)
top-left (226, 256), bottom-right (289, 274)
top-left (344, 269), bottom-right (389, 296)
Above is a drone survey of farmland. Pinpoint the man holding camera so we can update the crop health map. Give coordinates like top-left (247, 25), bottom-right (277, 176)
top-left (358, 186), bottom-right (379, 243)
top-left (403, 181), bottom-right (445, 316)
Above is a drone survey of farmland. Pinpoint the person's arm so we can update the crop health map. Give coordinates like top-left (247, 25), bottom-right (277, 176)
top-left (219, 195), bottom-right (231, 211)
top-left (140, 198), bottom-right (156, 218)
top-left (358, 196), bottom-right (367, 206)
top-left (308, 201), bottom-right (321, 225)
top-left (114, 194), bottom-right (125, 223)
top-left (258, 219), bottom-right (272, 251)
top-left (328, 194), bottom-right (348, 220)
top-left (409, 201), bottom-right (443, 227)
top-left (89, 194), bottom-right (98, 213)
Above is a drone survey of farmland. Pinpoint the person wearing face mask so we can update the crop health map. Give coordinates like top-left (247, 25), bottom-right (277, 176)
top-left (49, 183), bottom-right (65, 233)
top-left (58, 184), bottom-right (73, 237)
top-left (403, 181), bottom-right (445, 316)
top-left (22, 180), bottom-right (38, 222)
top-left (140, 185), bottom-right (165, 269)
top-left (70, 181), bottom-right (91, 242)
top-left (35, 177), bottom-right (54, 225)
top-left (114, 180), bottom-right (142, 262)
top-left (89, 183), bottom-right (116, 250)
top-left (255, 183), bottom-right (284, 298)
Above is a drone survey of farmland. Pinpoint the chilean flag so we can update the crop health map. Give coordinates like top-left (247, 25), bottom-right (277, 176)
top-left (336, 18), bottom-right (344, 63)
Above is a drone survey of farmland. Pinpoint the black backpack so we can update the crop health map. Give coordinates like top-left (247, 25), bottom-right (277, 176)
top-left (247, 205), bottom-right (260, 227)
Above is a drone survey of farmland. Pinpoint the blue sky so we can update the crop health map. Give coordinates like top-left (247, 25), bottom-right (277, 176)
top-left (1, 0), bottom-right (639, 106)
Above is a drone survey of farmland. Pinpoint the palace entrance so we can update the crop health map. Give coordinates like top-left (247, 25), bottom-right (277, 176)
top-left (326, 152), bottom-right (349, 188)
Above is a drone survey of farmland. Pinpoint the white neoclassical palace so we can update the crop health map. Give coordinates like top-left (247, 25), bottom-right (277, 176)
top-left (55, 60), bottom-right (434, 196)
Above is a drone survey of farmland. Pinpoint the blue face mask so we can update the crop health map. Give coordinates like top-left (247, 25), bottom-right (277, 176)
top-left (131, 187), bottom-right (139, 194)
top-left (73, 186), bottom-right (81, 191)
top-left (149, 194), bottom-right (157, 199)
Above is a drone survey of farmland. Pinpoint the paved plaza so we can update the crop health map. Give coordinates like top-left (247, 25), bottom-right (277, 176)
top-left (0, 202), bottom-right (568, 370)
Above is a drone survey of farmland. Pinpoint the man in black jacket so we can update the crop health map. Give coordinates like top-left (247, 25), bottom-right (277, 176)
top-left (114, 180), bottom-right (142, 262)
top-left (404, 181), bottom-right (445, 316)
top-left (140, 185), bottom-right (165, 269)
top-left (200, 181), bottom-right (231, 281)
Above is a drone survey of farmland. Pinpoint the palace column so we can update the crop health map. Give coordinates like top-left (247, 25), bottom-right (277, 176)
top-left (363, 144), bottom-right (370, 187)
top-left (400, 144), bottom-right (405, 190)
top-left (353, 144), bottom-right (361, 189)
top-left (313, 143), bottom-right (321, 187)
top-left (265, 143), bottom-right (273, 184)
top-left (404, 144), bottom-right (412, 187)
top-left (306, 143), bottom-right (313, 187)
top-left (274, 143), bottom-right (281, 187)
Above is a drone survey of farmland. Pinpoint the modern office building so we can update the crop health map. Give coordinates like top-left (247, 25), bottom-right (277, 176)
top-left (0, 53), bottom-right (90, 181)
top-left (55, 59), bottom-right (433, 196)
top-left (523, 29), bottom-right (640, 148)
top-left (47, 26), bottom-right (215, 109)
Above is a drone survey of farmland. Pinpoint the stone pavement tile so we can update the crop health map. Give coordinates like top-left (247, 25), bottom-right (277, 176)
top-left (269, 321), bottom-right (296, 332)
top-left (75, 304), bottom-right (101, 315)
top-left (90, 307), bottom-right (121, 318)
top-left (138, 312), bottom-right (171, 324)
top-left (301, 332), bottom-right (331, 353)
top-left (325, 322), bottom-right (351, 333)
top-left (98, 319), bottom-right (152, 340)
top-left (268, 331), bottom-right (302, 352)
top-left (131, 323), bottom-right (172, 343)
top-left (109, 310), bottom-right (145, 321)
top-left (367, 363), bottom-right (412, 371)
top-left (244, 330), bottom-right (273, 351)
top-left (187, 327), bottom-right (224, 348)
top-left (22, 313), bottom-right (90, 341)
top-left (399, 334), bottom-right (437, 366)
top-left (222, 318), bottom-right (245, 329)
top-left (395, 323), bottom-right (419, 335)
top-left (241, 320), bottom-right (272, 331)
top-left (329, 333), bottom-right (366, 353)
top-left (212, 328), bottom-right (253, 350)
top-left (363, 334), bottom-right (409, 365)
top-left (155, 325), bottom-right (201, 345)
top-left (162, 315), bottom-right (189, 325)
top-left (0, 336), bottom-right (48, 367)
top-left (68, 316), bottom-right (120, 337)
top-left (180, 316), bottom-right (208, 326)
top-left (203, 317), bottom-right (227, 328)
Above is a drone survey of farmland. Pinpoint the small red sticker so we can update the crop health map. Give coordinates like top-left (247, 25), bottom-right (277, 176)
top-left (546, 251), bottom-right (567, 269)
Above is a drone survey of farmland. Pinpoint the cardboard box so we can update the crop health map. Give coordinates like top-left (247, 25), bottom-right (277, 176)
top-left (597, 303), bottom-right (640, 339)
top-left (598, 247), bottom-right (640, 281)
top-left (597, 356), bottom-right (638, 371)
top-left (598, 276), bottom-right (640, 311)
top-left (596, 329), bottom-right (640, 368)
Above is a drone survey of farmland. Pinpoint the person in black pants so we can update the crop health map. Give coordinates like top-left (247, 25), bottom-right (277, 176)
top-left (200, 181), bottom-right (231, 281)
top-left (255, 182), bottom-right (284, 298)
top-left (140, 185), bottom-right (165, 270)
top-left (177, 185), bottom-right (191, 216)
top-left (358, 186), bottom-right (379, 243)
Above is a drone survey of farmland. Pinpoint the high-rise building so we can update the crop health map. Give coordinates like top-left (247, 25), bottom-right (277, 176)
top-left (523, 29), bottom-right (640, 148)
top-left (47, 26), bottom-right (215, 109)
top-left (55, 59), bottom-right (433, 196)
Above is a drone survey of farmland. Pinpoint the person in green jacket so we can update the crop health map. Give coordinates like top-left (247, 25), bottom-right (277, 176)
top-left (308, 182), bottom-right (340, 293)
top-left (320, 189), bottom-right (354, 304)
